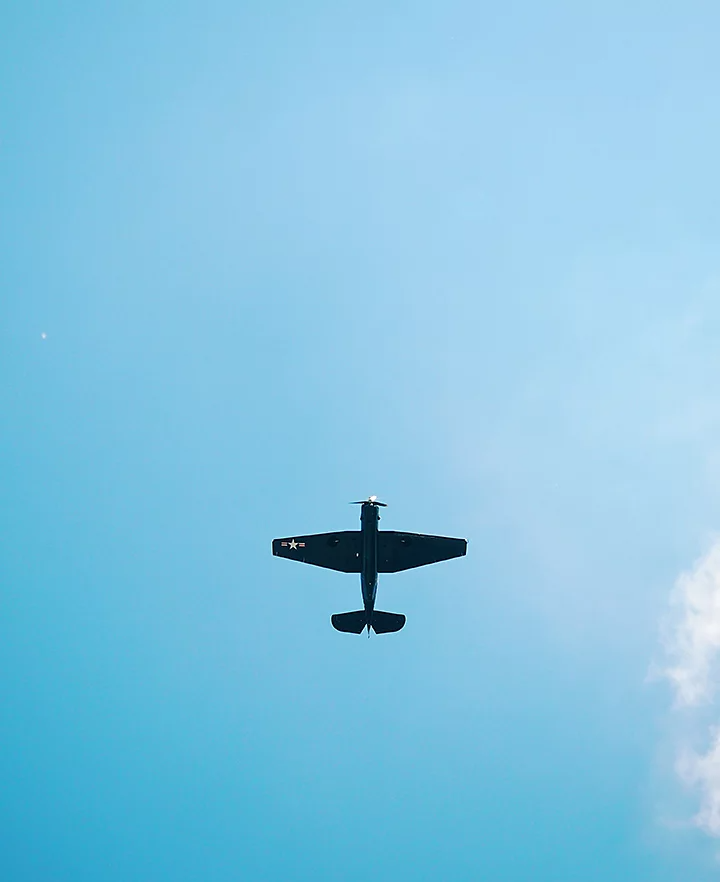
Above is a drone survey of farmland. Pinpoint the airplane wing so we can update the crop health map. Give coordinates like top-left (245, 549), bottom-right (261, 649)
top-left (272, 531), bottom-right (362, 572)
top-left (377, 531), bottom-right (467, 573)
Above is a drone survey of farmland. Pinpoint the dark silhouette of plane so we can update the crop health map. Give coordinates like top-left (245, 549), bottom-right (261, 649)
top-left (272, 497), bottom-right (467, 634)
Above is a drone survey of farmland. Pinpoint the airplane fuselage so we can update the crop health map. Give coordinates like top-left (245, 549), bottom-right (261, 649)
top-left (360, 502), bottom-right (379, 614)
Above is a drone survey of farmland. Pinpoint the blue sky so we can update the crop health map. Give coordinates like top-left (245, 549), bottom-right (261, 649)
top-left (3, 2), bottom-right (720, 880)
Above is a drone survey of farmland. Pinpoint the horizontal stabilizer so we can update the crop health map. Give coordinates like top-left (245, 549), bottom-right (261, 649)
top-left (331, 611), bottom-right (367, 633)
top-left (371, 611), bottom-right (406, 634)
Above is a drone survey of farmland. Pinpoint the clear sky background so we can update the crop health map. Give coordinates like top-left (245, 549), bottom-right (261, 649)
top-left (3, 2), bottom-right (720, 880)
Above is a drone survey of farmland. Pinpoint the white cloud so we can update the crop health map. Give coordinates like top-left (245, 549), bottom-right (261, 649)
top-left (677, 732), bottom-right (720, 837)
top-left (663, 539), bottom-right (720, 708)
top-left (662, 539), bottom-right (720, 837)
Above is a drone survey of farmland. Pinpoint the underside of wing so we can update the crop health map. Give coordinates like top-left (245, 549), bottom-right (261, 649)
top-left (272, 531), bottom-right (362, 572)
top-left (377, 531), bottom-right (467, 573)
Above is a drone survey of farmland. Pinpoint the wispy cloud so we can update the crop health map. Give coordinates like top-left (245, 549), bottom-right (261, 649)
top-left (662, 538), bottom-right (720, 836)
top-left (677, 732), bottom-right (720, 837)
top-left (663, 539), bottom-right (720, 708)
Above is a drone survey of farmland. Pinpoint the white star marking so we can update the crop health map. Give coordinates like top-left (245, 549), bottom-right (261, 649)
top-left (288, 539), bottom-right (298, 550)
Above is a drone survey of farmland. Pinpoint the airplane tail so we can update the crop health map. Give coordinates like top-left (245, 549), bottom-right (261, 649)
top-left (331, 610), bottom-right (406, 634)
top-left (371, 611), bottom-right (406, 634)
top-left (331, 611), bottom-right (367, 633)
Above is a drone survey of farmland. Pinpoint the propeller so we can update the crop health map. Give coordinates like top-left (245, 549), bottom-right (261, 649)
top-left (350, 495), bottom-right (387, 507)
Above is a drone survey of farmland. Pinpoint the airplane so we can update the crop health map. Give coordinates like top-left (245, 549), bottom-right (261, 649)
top-left (272, 497), bottom-right (467, 634)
